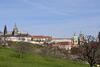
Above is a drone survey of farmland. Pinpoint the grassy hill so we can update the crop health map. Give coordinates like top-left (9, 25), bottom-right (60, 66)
top-left (0, 46), bottom-right (89, 67)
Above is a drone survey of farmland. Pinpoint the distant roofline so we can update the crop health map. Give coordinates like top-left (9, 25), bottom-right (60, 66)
top-left (32, 35), bottom-right (52, 38)
top-left (52, 38), bottom-right (72, 40)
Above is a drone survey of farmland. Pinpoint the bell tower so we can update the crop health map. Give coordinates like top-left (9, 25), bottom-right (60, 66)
top-left (72, 33), bottom-right (78, 47)
top-left (78, 32), bottom-right (85, 45)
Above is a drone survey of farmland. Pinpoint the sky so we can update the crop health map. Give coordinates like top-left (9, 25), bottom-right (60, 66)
top-left (0, 0), bottom-right (100, 37)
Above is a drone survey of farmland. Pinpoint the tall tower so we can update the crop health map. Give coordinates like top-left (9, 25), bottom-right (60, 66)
top-left (72, 33), bottom-right (78, 47)
top-left (98, 32), bottom-right (100, 44)
top-left (12, 23), bottom-right (19, 35)
top-left (78, 32), bottom-right (85, 45)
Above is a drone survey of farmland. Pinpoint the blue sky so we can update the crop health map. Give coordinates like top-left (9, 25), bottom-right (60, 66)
top-left (0, 0), bottom-right (100, 37)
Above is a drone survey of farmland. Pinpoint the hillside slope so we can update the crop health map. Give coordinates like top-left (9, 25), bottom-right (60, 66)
top-left (0, 47), bottom-right (88, 67)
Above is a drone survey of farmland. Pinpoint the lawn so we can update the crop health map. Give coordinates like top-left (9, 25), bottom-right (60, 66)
top-left (0, 47), bottom-right (88, 67)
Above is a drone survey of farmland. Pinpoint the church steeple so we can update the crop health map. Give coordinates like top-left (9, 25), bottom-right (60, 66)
top-left (12, 23), bottom-right (19, 35)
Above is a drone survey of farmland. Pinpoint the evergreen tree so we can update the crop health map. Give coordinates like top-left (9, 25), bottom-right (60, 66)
top-left (3, 25), bottom-right (8, 47)
top-left (12, 30), bottom-right (15, 36)
top-left (4, 25), bottom-right (7, 36)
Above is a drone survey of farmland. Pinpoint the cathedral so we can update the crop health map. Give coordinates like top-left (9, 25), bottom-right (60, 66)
top-left (0, 24), bottom-right (31, 42)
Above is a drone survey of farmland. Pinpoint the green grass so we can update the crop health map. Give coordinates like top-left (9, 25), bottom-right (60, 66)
top-left (0, 47), bottom-right (88, 67)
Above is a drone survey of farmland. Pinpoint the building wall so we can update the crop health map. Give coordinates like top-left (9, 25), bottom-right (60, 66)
top-left (6, 36), bottom-right (31, 42)
top-left (31, 36), bottom-right (52, 45)
top-left (52, 38), bottom-right (73, 50)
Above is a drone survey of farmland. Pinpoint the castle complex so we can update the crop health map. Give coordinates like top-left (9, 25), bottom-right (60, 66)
top-left (0, 24), bottom-right (98, 50)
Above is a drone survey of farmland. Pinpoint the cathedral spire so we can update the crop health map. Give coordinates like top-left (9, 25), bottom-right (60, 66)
top-left (12, 23), bottom-right (19, 35)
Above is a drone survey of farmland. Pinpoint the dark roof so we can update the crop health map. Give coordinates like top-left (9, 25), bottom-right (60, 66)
top-left (0, 33), bottom-right (31, 37)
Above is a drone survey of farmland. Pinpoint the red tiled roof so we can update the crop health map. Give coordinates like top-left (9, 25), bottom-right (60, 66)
top-left (32, 35), bottom-right (52, 38)
top-left (52, 38), bottom-right (72, 40)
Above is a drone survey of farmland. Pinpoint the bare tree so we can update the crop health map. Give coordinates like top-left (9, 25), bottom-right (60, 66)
top-left (79, 35), bottom-right (100, 67)
top-left (14, 42), bottom-right (33, 58)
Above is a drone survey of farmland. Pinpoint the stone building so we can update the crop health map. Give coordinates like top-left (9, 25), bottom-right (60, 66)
top-left (0, 24), bottom-right (31, 42)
